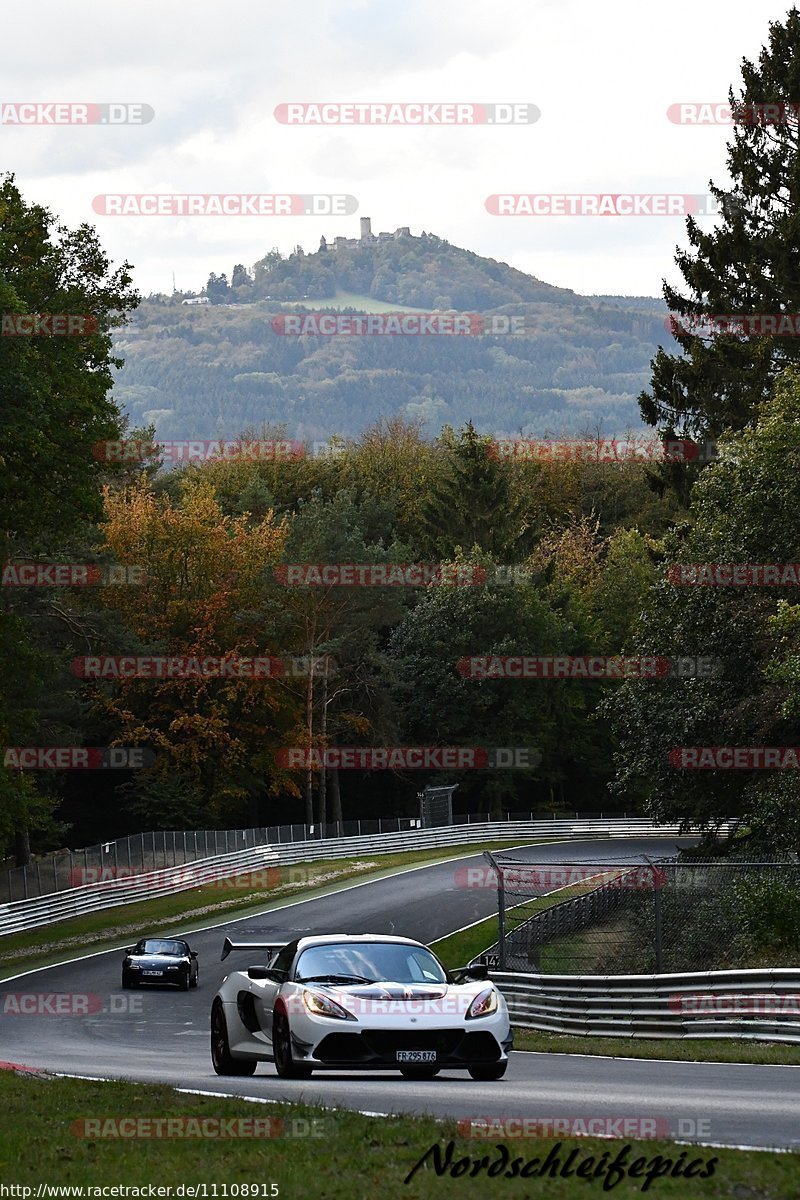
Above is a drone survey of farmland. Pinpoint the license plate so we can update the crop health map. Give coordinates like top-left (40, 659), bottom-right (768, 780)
top-left (396, 1050), bottom-right (437, 1063)
top-left (143, 970), bottom-right (162, 976)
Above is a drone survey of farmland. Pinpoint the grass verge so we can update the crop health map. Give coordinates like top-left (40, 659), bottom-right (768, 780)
top-left (0, 840), bottom-right (531, 980)
top-left (431, 883), bottom-right (608, 969)
top-left (0, 1070), bottom-right (796, 1197)
top-left (513, 1029), bottom-right (800, 1065)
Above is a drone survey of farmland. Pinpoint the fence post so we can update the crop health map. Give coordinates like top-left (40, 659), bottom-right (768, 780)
top-left (483, 851), bottom-right (505, 971)
top-left (654, 884), bottom-right (663, 972)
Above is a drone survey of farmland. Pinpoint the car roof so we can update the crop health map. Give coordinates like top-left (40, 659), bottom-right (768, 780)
top-left (293, 934), bottom-right (425, 950)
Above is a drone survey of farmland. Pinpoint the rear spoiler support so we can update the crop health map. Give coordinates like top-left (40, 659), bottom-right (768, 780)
top-left (220, 936), bottom-right (287, 962)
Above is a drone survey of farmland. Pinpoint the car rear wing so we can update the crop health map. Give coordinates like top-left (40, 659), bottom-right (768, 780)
top-left (220, 936), bottom-right (288, 962)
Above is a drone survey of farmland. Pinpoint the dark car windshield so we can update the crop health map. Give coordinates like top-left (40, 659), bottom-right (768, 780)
top-left (138, 939), bottom-right (187, 956)
top-left (295, 942), bottom-right (447, 984)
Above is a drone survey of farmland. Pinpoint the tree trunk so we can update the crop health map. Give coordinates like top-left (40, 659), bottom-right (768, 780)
top-left (304, 663), bottom-right (314, 826)
top-left (316, 656), bottom-right (328, 831)
top-left (330, 766), bottom-right (342, 825)
top-left (14, 826), bottom-right (31, 868)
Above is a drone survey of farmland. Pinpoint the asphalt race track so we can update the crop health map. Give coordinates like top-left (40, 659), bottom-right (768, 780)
top-left (2, 837), bottom-right (798, 1151)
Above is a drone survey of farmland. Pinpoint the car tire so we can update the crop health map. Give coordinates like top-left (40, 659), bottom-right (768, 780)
top-left (211, 1000), bottom-right (256, 1076)
top-left (272, 1011), bottom-right (312, 1079)
top-left (399, 1066), bottom-right (440, 1080)
top-left (190, 970), bottom-right (199, 989)
top-left (180, 971), bottom-right (190, 991)
top-left (468, 1061), bottom-right (507, 1081)
top-left (121, 974), bottom-right (137, 990)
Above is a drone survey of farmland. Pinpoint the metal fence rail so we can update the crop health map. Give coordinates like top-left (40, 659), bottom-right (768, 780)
top-left (492, 967), bottom-right (800, 1044)
top-left (1, 811), bottom-right (644, 904)
top-left (479, 854), bottom-right (790, 975)
top-left (0, 819), bottom-right (699, 937)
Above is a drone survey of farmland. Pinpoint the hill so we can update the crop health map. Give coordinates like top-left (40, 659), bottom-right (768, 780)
top-left (112, 228), bottom-right (669, 442)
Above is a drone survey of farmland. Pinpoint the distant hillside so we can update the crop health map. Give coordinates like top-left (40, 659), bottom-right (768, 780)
top-left (113, 230), bottom-right (669, 441)
top-left (207, 229), bottom-right (577, 309)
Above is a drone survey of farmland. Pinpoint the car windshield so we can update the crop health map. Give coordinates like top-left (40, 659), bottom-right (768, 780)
top-left (294, 942), bottom-right (447, 984)
top-left (139, 939), bottom-right (187, 956)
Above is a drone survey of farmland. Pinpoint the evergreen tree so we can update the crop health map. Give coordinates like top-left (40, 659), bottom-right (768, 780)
top-left (641, 8), bottom-right (800, 441)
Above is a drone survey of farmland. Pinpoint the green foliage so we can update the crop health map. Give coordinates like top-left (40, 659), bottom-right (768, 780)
top-left (606, 367), bottom-right (800, 841)
top-left (641, 8), bottom-right (800, 439)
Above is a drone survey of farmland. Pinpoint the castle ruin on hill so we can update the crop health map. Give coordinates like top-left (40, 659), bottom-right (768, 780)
top-left (320, 217), bottom-right (411, 253)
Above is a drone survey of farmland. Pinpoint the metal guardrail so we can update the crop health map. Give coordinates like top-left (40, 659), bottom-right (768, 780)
top-left (493, 968), bottom-right (800, 1043)
top-left (0, 819), bottom-right (695, 937)
top-left (1, 810), bottom-right (640, 903)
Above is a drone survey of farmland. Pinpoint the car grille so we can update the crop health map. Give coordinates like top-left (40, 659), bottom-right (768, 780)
top-left (314, 1029), bottom-right (500, 1064)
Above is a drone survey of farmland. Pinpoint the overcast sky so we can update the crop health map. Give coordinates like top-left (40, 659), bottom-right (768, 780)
top-left (1, 0), bottom-right (791, 299)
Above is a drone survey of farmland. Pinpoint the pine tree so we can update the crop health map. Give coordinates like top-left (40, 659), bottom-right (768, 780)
top-left (641, 8), bottom-right (800, 440)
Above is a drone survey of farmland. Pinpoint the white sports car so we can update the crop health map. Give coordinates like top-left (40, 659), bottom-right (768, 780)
top-left (210, 933), bottom-right (512, 1080)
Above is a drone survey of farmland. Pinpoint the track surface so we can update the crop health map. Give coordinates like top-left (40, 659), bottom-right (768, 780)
top-left (2, 837), bottom-right (798, 1151)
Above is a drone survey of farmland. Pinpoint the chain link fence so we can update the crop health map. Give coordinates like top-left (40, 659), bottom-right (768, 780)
top-left (478, 852), bottom-right (800, 974)
top-left (0, 809), bottom-right (633, 903)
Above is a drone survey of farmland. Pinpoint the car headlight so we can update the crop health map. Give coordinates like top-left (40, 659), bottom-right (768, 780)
top-left (127, 961), bottom-right (140, 969)
top-left (303, 990), bottom-right (357, 1021)
top-left (466, 987), bottom-right (499, 1020)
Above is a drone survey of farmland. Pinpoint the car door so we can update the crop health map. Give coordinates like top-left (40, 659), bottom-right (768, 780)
top-left (249, 942), bottom-right (295, 1049)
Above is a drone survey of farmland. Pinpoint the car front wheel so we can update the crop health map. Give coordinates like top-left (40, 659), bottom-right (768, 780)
top-left (272, 1011), bottom-right (312, 1079)
top-left (468, 1061), bottom-right (507, 1081)
top-left (211, 1000), bottom-right (256, 1076)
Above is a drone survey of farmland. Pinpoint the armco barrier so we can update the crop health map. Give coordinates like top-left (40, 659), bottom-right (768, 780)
top-left (493, 967), bottom-right (800, 1044)
top-left (0, 819), bottom-right (701, 937)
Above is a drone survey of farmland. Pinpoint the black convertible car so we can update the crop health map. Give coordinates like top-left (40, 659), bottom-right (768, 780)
top-left (121, 937), bottom-right (199, 990)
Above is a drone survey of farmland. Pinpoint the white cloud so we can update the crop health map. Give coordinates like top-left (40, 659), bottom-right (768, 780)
top-left (0, 0), bottom-right (791, 296)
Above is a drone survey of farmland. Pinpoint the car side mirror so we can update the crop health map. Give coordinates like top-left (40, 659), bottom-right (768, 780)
top-left (247, 966), bottom-right (282, 981)
top-left (190, 951), bottom-right (198, 959)
top-left (452, 963), bottom-right (489, 982)
top-left (124, 947), bottom-right (136, 954)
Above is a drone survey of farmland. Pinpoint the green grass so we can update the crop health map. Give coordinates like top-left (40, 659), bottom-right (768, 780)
top-left (431, 882), bottom-right (618, 969)
top-left (0, 1071), bottom-right (796, 1196)
top-left (513, 1029), bottom-right (800, 1065)
top-left (0, 840), bottom-right (534, 980)
top-left (281, 289), bottom-right (429, 313)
